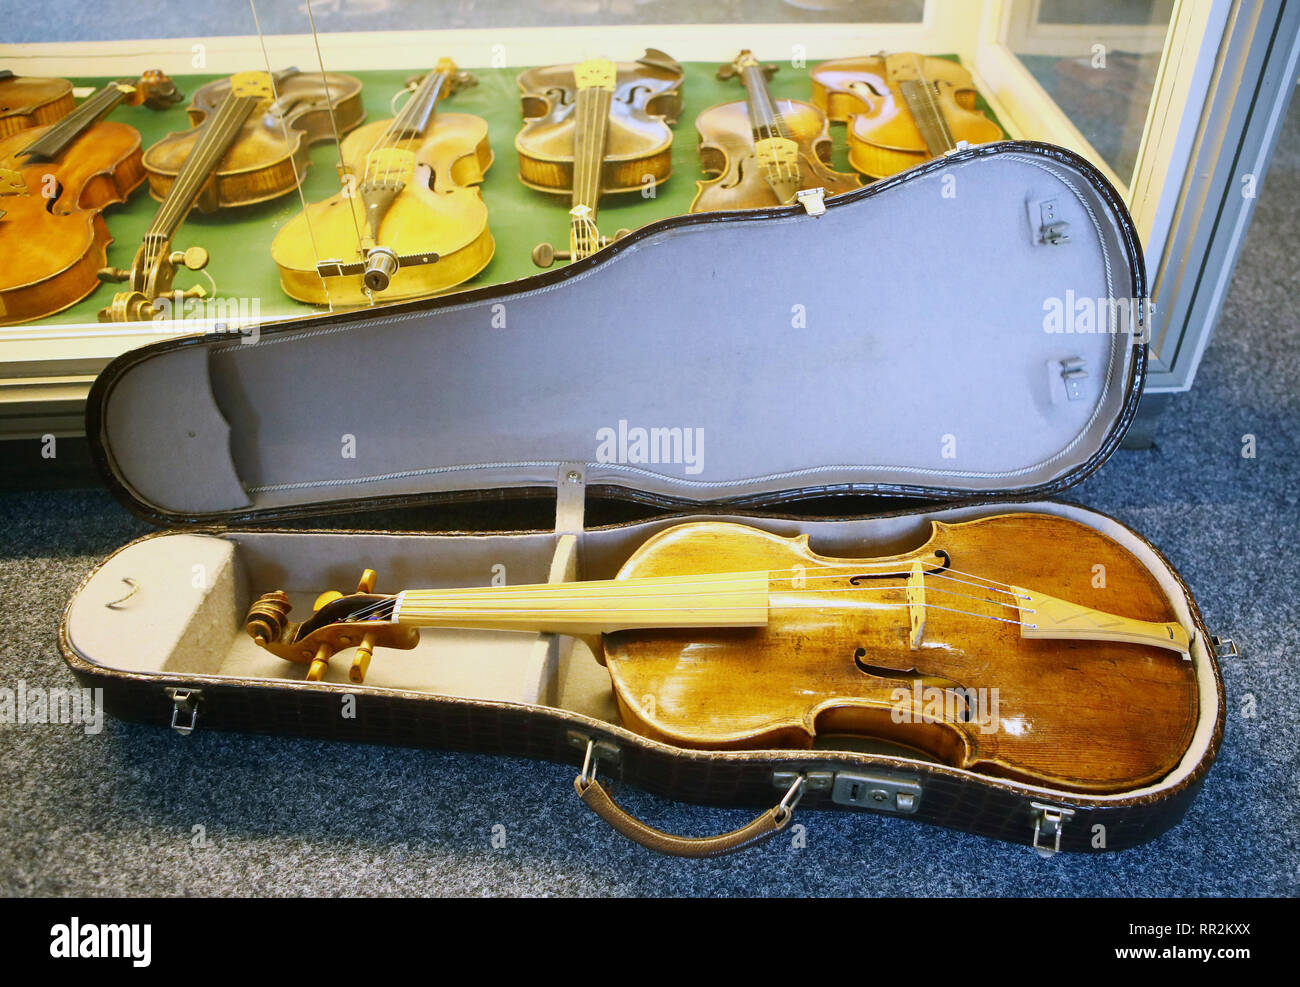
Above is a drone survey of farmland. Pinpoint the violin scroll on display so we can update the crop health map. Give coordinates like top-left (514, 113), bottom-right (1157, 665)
top-left (514, 49), bottom-right (683, 267)
top-left (810, 52), bottom-right (1004, 179)
top-left (691, 49), bottom-right (860, 213)
top-left (0, 71), bottom-right (182, 326)
top-left (243, 515), bottom-right (1198, 796)
top-left (271, 57), bottom-right (494, 308)
top-left (96, 67), bottom-right (364, 322)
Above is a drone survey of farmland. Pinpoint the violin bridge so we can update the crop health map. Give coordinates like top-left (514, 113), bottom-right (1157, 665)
top-left (1013, 585), bottom-right (1191, 658)
top-left (906, 560), bottom-right (926, 650)
top-left (754, 137), bottom-right (799, 203)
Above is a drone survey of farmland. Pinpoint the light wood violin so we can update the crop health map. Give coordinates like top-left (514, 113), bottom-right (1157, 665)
top-left (97, 67), bottom-right (364, 322)
top-left (692, 50), bottom-right (859, 213)
top-left (244, 515), bottom-right (1198, 795)
top-left (271, 58), bottom-right (492, 307)
top-left (515, 49), bottom-right (683, 267)
top-left (0, 70), bottom-right (76, 139)
top-left (0, 71), bottom-right (181, 326)
top-left (810, 52), bottom-right (1004, 179)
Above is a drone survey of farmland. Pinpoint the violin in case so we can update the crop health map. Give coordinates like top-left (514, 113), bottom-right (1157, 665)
top-left (63, 141), bottom-right (1227, 857)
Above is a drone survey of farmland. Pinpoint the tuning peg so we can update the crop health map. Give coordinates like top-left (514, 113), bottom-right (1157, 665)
top-left (716, 63), bottom-right (739, 81)
top-left (313, 590), bottom-right (344, 611)
top-left (350, 632), bottom-right (376, 684)
top-left (169, 246), bottom-right (209, 271)
top-left (305, 642), bottom-right (333, 682)
top-left (356, 569), bottom-right (377, 594)
top-left (532, 242), bottom-right (572, 268)
top-left (96, 266), bottom-right (130, 284)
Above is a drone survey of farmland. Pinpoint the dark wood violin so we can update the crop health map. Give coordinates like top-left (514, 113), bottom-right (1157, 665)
top-left (692, 50), bottom-right (859, 213)
top-left (271, 58), bottom-right (493, 307)
top-left (243, 515), bottom-right (1198, 795)
top-left (515, 49), bottom-right (683, 267)
top-left (0, 70), bottom-right (76, 138)
top-left (810, 52), bottom-right (1004, 179)
top-left (97, 67), bottom-right (364, 322)
top-left (0, 71), bottom-right (181, 326)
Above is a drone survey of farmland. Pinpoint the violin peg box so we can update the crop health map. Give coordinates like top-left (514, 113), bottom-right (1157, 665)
top-left (65, 141), bottom-right (1225, 857)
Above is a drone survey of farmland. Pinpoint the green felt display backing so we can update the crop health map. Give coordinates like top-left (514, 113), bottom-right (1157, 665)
top-left (38, 57), bottom-right (999, 326)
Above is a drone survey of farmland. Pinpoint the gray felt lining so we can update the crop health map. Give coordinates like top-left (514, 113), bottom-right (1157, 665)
top-left (97, 147), bottom-right (1138, 518)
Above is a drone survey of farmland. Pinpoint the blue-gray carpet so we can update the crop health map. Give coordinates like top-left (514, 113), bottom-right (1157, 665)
top-left (2, 100), bottom-right (1297, 901)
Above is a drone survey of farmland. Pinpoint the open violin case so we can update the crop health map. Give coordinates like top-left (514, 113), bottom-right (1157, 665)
top-left (63, 140), bottom-right (1226, 857)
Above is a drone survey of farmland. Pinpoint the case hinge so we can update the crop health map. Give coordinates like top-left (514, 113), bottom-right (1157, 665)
top-left (1030, 802), bottom-right (1075, 857)
top-left (774, 769), bottom-right (921, 814)
top-left (166, 688), bottom-right (202, 736)
top-left (1034, 197), bottom-right (1070, 245)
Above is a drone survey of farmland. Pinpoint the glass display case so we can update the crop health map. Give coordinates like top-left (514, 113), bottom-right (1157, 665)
top-left (1, 0), bottom-right (1296, 439)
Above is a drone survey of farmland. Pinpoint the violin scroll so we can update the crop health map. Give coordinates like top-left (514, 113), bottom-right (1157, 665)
top-left (244, 567), bottom-right (418, 684)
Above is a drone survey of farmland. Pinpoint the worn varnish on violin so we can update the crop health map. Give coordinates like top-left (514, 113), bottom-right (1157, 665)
top-left (244, 515), bottom-right (1198, 795)
top-left (0, 70), bottom-right (76, 138)
top-left (811, 52), bottom-right (1004, 179)
top-left (271, 58), bottom-right (493, 307)
top-left (692, 50), bottom-right (859, 212)
top-left (515, 49), bottom-right (683, 266)
top-left (0, 72), bottom-right (181, 326)
top-left (98, 67), bottom-right (364, 322)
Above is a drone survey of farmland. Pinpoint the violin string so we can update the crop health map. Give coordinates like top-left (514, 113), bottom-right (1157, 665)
top-left (333, 557), bottom-right (1032, 626)
top-left (153, 79), bottom-right (262, 237)
top-left (149, 89), bottom-right (247, 238)
top-left (393, 598), bottom-right (1035, 629)
top-left (251, 0), bottom-right (334, 310)
top-left (910, 52), bottom-right (954, 153)
top-left (300, 0), bottom-right (361, 301)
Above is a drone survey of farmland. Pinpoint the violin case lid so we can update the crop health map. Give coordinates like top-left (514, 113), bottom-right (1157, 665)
top-left (86, 140), bottom-right (1148, 526)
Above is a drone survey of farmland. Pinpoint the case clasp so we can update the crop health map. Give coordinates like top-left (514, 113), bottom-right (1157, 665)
top-left (1030, 801), bottom-right (1075, 857)
top-left (166, 688), bottom-right (202, 736)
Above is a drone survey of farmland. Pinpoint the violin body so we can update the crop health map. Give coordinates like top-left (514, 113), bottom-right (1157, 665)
top-left (604, 517), bottom-right (1198, 794)
top-left (0, 72), bottom-right (180, 325)
top-left (515, 52), bottom-right (683, 197)
top-left (272, 64), bottom-right (493, 306)
top-left (692, 97), bottom-right (860, 212)
top-left (0, 72), bottom-right (75, 138)
top-left (0, 121), bottom-right (144, 324)
top-left (142, 69), bottom-right (364, 211)
top-left (810, 52), bottom-right (1004, 179)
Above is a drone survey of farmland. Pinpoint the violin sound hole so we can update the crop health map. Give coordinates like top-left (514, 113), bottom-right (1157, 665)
top-left (852, 647), bottom-right (973, 722)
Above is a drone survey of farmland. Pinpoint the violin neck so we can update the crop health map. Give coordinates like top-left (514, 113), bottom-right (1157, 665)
top-left (571, 84), bottom-right (612, 216)
top-left (16, 81), bottom-right (130, 162)
top-left (394, 70), bottom-right (447, 138)
top-left (391, 572), bottom-right (771, 636)
top-left (887, 54), bottom-right (955, 156)
top-left (741, 65), bottom-right (788, 140)
top-left (147, 88), bottom-right (260, 239)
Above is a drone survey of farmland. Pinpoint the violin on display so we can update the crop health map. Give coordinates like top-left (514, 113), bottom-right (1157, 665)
top-left (515, 49), bottom-right (683, 267)
top-left (97, 67), bottom-right (364, 323)
top-left (271, 58), bottom-right (493, 307)
top-left (692, 50), bottom-right (859, 213)
top-left (810, 52), bottom-right (1004, 179)
top-left (243, 515), bottom-right (1198, 795)
top-left (0, 70), bottom-right (76, 138)
top-left (0, 71), bottom-right (181, 326)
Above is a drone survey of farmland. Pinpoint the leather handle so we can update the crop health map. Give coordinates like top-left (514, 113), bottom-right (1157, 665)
top-left (574, 774), bottom-right (801, 858)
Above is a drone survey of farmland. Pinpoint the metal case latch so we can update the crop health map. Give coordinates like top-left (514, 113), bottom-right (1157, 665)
top-left (775, 770), bottom-right (923, 813)
top-left (796, 187), bottom-right (827, 216)
top-left (166, 688), bottom-right (202, 736)
top-left (1030, 802), bottom-right (1075, 857)
top-left (1212, 636), bottom-right (1240, 659)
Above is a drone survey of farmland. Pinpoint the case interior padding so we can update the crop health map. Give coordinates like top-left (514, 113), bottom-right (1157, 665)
top-left (93, 144), bottom-right (1143, 521)
top-left (64, 501), bottom-right (1217, 804)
